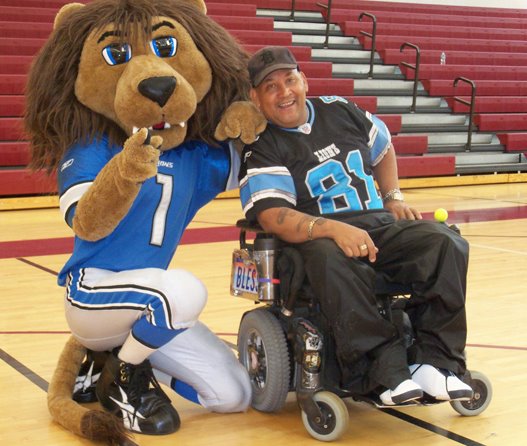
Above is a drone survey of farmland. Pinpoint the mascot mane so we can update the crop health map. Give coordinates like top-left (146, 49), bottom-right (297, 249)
top-left (25, 0), bottom-right (250, 171)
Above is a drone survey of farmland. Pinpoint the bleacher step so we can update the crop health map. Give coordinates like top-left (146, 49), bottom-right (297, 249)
top-left (455, 153), bottom-right (527, 174)
top-left (353, 79), bottom-right (424, 96)
top-left (274, 21), bottom-right (340, 35)
top-left (332, 63), bottom-right (404, 80)
top-left (376, 96), bottom-right (449, 114)
top-left (257, 9), bottom-right (324, 23)
top-left (312, 48), bottom-right (382, 64)
top-left (425, 132), bottom-right (499, 146)
top-left (292, 34), bottom-right (362, 49)
top-left (400, 113), bottom-right (468, 132)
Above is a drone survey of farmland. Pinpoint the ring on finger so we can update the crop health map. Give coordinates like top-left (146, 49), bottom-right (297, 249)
top-left (359, 244), bottom-right (368, 251)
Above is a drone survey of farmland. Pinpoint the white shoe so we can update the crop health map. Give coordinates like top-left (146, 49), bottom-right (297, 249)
top-left (379, 379), bottom-right (423, 406)
top-left (410, 364), bottom-right (474, 401)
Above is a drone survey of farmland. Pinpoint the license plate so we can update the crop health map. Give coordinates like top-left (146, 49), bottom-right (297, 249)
top-left (231, 250), bottom-right (258, 297)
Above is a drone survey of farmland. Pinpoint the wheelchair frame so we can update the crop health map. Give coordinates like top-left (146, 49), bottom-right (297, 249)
top-left (230, 219), bottom-right (492, 441)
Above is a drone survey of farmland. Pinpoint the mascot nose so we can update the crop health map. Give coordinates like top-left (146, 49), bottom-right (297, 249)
top-left (138, 76), bottom-right (176, 107)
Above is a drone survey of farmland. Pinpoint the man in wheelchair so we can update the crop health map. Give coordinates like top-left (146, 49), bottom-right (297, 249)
top-left (237, 46), bottom-right (473, 407)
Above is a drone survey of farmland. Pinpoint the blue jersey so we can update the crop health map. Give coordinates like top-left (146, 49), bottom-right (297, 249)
top-left (239, 97), bottom-right (390, 221)
top-left (57, 136), bottom-right (238, 285)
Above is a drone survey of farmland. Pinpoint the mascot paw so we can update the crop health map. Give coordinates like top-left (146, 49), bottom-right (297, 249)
top-left (214, 101), bottom-right (267, 145)
top-left (119, 128), bottom-right (163, 183)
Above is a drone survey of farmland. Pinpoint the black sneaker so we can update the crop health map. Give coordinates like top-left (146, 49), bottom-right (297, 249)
top-left (95, 352), bottom-right (180, 435)
top-left (73, 350), bottom-right (109, 403)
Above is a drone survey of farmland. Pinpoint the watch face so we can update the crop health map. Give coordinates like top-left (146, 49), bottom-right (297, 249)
top-left (384, 190), bottom-right (404, 202)
top-left (392, 192), bottom-right (404, 201)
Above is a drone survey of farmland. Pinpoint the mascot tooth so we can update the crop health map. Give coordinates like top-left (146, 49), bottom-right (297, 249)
top-left (24, 0), bottom-right (267, 444)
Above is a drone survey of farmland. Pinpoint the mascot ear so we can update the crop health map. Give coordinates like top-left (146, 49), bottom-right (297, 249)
top-left (53, 2), bottom-right (85, 30)
top-left (188, 0), bottom-right (207, 14)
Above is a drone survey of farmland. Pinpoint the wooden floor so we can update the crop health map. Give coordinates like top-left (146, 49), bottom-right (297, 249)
top-left (1, 182), bottom-right (526, 446)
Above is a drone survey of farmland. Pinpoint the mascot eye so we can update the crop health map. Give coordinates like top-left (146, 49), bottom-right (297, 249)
top-left (150, 36), bottom-right (177, 58)
top-left (102, 43), bottom-right (132, 66)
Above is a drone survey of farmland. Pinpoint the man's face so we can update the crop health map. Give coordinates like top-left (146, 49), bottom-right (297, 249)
top-left (250, 68), bottom-right (309, 129)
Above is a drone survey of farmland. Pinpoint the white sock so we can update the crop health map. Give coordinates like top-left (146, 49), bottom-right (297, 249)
top-left (118, 333), bottom-right (155, 365)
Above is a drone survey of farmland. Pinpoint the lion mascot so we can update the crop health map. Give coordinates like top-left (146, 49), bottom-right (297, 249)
top-left (24, 0), bottom-right (266, 444)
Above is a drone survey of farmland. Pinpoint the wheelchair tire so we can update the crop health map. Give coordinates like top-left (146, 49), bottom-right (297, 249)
top-left (450, 370), bottom-right (492, 416)
top-left (301, 391), bottom-right (349, 442)
top-left (238, 308), bottom-right (290, 412)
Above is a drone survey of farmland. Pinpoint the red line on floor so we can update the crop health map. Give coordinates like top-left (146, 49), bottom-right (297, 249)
top-left (0, 225), bottom-right (241, 259)
top-left (1, 206), bottom-right (526, 259)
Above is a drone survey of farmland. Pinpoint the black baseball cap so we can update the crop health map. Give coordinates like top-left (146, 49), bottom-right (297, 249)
top-left (248, 46), bottom-right (298, 87)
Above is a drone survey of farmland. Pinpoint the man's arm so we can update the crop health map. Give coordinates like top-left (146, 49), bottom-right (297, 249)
top-left (372, 144), bottom-right (421, 220)
top-left (257, 207), bottom-right (378, 261)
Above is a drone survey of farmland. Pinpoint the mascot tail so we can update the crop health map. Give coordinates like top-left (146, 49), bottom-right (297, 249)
top-left (48, 336), bottom-right (137, 446)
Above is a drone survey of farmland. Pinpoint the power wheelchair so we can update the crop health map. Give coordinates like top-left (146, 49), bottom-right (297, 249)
top-left (230, 219), bottom-right (492, 441)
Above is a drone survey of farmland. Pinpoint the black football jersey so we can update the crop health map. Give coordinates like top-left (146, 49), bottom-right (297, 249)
top-left (239, 97), bottom-right (391, 221)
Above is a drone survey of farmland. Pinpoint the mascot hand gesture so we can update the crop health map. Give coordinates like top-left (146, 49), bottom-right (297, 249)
top-left (75, 128), bottom-right (163, 241)
top-left (24, 0), bottom-right (265, 444)
top-left (119, 129), bottom-right (162, 183)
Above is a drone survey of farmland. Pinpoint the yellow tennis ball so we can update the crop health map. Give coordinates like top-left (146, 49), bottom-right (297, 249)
top-left (434, 208), bottom-right (448, 223)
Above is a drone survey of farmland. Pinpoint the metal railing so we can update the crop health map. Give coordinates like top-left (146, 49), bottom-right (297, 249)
top-left (316, 0), bottom-right (333, 48)
top-left (289, 0), bottom-right (296, 20)
top-left (358, 12), bottom-right (377, 79)
top-left (453, 77), bottom-right (477, 151)
top-left (399, 42), bottom-right (421, 113)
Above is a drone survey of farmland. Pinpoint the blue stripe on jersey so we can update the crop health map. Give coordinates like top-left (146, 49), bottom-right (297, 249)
top-left (240, 171), bottom-right (296, 211)
top-left (369, 114), bottom-right (391, 165)
top-left (66, 269), bottom-right (174, 329)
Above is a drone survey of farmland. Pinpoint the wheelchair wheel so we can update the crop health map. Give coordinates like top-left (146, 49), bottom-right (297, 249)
top-left (301, 391), bottom-right (349, 442)
top-left (238, 308), bottom-right (290, 412)
top-left (450, 371), bottom-right (492, 416)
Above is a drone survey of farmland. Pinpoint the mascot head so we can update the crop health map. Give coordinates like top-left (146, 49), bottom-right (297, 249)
top-left (25, 0), bottom-right (251, 171)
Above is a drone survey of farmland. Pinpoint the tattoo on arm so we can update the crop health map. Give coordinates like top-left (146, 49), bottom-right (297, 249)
top-left (277, 208), bottom-right (296, 225)
top-left (276, 208), bottom-right (310, 234)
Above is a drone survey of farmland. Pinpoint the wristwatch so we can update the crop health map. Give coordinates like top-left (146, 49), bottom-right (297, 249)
top-left (382, 188), bottom-right (404, 202)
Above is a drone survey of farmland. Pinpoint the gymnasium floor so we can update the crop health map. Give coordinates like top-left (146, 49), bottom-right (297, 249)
top-left (0, 182), bottom-right (526, 445)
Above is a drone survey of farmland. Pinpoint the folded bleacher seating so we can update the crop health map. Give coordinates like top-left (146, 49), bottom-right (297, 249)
top-left (1, 0), bottom-right (526, 198)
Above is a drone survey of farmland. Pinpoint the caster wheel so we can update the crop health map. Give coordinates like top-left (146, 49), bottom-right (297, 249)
top-left (301, 391), bottom-right (349, 442)
top-left (450, 370), bottom-right (492, 416)
top-left (238, 308), bottom-right (290, 412)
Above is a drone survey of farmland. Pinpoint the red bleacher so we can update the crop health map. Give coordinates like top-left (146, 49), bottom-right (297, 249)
top-left (1, 0), bottom-right (527, 198)
top-left (401, 65), bottom-right (527, 81)
top-left (422, 80), bottom-right (527, 97)
top-left (0, 96), bottom-right (24, 117)
top-left (213, 0), bottom-right (527, 19)
top-left (377, 115), bottom-right (402, 135)
top-left (474, 114), bottom-right (527, 132)
top-left (392, 135), bottom-right (428, 155)
top-left (381, 49), bottom-right (527, 67)
top-left (0, 75), bottom-right (25, 95)
top-left (0, 142), bottom-right (30, 166)
top-left (0, 56), bottom-right (33, 74)
top-left (397, 155), bottom-right (455, 178)
top-left (343, 22), bottom-right (527, 42)
top-left (0, 3), bottom-right (259, 20)
top-left (363, 35), bottom-right (527, 53)
top-left (328, 8), bottom-right (527, 30)
top-left (447, 97), bottom-right (527, 114)
top-left (0, 168), bottom-right (56, 195)
top-left (497, 133), bottom-right (527, 152)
